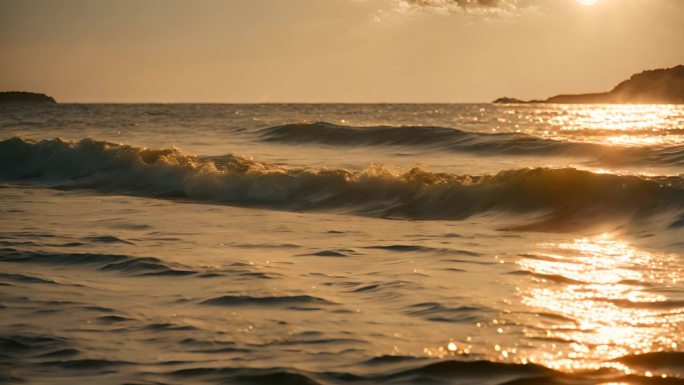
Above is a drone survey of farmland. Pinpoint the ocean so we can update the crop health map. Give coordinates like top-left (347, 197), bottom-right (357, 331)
top-left (1, 103), bottom-right (683, 384)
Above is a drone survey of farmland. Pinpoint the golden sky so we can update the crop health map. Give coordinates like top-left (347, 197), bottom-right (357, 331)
top-left (1, 0), bottom-right (683, 102)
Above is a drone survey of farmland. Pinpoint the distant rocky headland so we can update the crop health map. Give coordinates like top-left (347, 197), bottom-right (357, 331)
top-left (495, 65), bottom-right (684, 104)
top-left (0, 91), bottom-right (56, 104)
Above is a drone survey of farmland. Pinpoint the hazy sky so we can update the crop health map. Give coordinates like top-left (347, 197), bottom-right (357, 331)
top-left (1, 0), bottom-right (683, 102)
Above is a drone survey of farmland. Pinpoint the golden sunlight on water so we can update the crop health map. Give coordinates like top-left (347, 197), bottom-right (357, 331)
top-left (541, 105), bottom-right (684, 146)
top-left (518, 235), bottom-right (684, 373)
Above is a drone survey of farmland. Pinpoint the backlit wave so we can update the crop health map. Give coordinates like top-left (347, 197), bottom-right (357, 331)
top-left (2, 137), bottom-right (684, 230)
top-left (260, 122), bottom-right (684, 166)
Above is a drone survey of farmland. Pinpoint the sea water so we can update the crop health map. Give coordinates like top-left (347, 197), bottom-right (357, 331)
top-left (1, 103), bottom-right (683, 384)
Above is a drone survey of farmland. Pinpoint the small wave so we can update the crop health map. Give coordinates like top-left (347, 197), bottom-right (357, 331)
top-left (201, 294), bottom-right (335, 308)
top-left (163, 361), bottom-right (585, 385)
top-left (0, 272), bottom-right (58, 285)
top-left (0, 335), bottom-right (72, 356)
top-left (161, 360), bottom-right (683, 385)
top-left (365, 244), bottom-right (480, 255)
top-left (260, 121), bottom-right (684, 166)
top-left (34, 349), bottom-right (80, 358)
top-left (363, 355), bottom-right (426, 365)
top-left (609, 298), bottom-right (684, 310)
top-left (37, 358), bottom-right (130, 370)
top-left (82, 235), bottom-right (135, 245)
top-left (0, 334), bottom-right (79, 377)
top-left (304, 250), bottom-right (353, 257)
top-left (617, 351), bottom-right (684, 372)
top-left (353, 284), bottom-right (380, 293)
top-left (95, 315), bottom-right (134, 324)
top-left (180, 338), bottom-right (250, 354)
top-left (404, 302), bottom-right (493, 323)
top-left (0, 247), bottom-right (194, 276)
top-left (142, 323), bottom-right (197, 331)
top-left (2, 137), bottom-right (684, 230)
top-left (381, 360), bottom-right (554, 382)
top-left (507, 270), bottom-right (587, 284)
top-left (377, 358), bottom-right (684, 385)
top-left (169, 367), bottom-right (331, 385)
top-left (367, 244), bottom-right (439, 252)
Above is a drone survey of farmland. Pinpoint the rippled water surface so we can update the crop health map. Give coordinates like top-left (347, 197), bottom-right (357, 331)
top-left (1, 103), bottom-right (684, 384)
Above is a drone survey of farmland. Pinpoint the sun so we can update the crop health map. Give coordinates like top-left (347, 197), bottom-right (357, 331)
top-left (577, 0), bottom-right (599, 5)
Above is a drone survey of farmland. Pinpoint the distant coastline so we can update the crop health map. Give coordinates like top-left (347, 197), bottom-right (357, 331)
top-left (0, 91), bottom-right (56, 104)
top-left (495, 65), bottom-right (684, 104)
top-left (5, 65), bottom-right (684, 106)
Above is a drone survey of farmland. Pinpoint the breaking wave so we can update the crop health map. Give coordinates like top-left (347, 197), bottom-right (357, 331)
top-left (2, 137), bottom-right (684, 230)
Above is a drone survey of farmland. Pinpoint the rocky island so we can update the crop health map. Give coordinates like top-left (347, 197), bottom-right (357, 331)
top-left (495, 65), bottom-right (684, 104)
top-left (0, 91), bottom-right (57, 104)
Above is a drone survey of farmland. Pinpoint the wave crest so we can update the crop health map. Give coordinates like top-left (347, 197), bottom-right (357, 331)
top-left (260, 121), bottom-right (684, 166)
top-left (2, 137), bottom-right (683, 230)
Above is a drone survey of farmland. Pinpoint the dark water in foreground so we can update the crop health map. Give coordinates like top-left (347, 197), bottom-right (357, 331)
top-left (1, 104), bottom-right (684, 384)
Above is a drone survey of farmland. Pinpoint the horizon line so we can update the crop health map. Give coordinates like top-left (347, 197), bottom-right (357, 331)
top-left (54, 101), bottom-right (497, 104)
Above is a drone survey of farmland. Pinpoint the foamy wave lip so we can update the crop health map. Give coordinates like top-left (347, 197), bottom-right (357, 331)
top-left (260, 121), bottom-right (684, 166)
top-left (1, 137), bottom-right (683, 231)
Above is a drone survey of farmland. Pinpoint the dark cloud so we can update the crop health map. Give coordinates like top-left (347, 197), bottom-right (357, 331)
top-left (395, 0), bottom-right (523, 15)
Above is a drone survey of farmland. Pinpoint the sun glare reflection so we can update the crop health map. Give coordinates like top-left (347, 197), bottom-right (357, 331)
top-left (517, 236), bottom-right (684, 373)
top-left (539, 105), bottom-right (684, 146)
